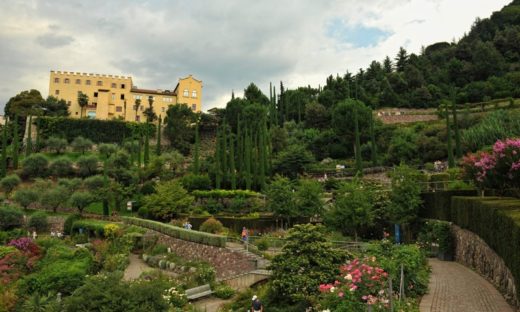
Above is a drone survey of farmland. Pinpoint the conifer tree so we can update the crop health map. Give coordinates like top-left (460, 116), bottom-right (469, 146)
top-left (137, 135), bottom-right (142, 168)
top-left (354, 108), bottom-right (363, 175)
top-left (156, 116), bottom-right (162, 156)
top-left (193, 117), bottom-right (200, 174)
top-left (215, 127), bottom-right (222, 189)
top-left (451, 91), bottom-right (462, 159)
top-left (12, 115), bottom-right (19, 170)
top-left (258, 120), bottom-right (266, 190)
top-left (229, 128), bottom-right (236, 190)
top-left (0, 120), bottom-right (7, 178)
top-left (221, 122), bottom-right (228, 186)
top-left (446, 103), bottom-right (455, 168)
top-left (244, 128), bottom-right (252, 190)
top-left (34, 118), bottom-right (40, 152)
top-left (26, 115), bottom-right (32, 157)
top-left (144, 127), bottom-right (150, 166)
top-left (236, 116), bottom-right (243, 182)
top-left (369, 110), bottom-right (378, 166)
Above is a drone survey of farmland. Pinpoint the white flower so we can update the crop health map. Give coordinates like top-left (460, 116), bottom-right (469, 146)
top-left (330, 287), bottom-right (335, 292)
top-left (345, 274), bottom-right (352, 281)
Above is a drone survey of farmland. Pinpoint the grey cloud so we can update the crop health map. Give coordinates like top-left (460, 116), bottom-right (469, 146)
top-left (35, 33), bottom-right (74, 48)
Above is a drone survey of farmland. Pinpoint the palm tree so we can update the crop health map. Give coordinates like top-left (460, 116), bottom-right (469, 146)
top-left (77, 92), bottom-right (89, 118)
top-left (134, 98), bottom-right (141, 121)
top-left (143, 96), bottom-right (157, 122)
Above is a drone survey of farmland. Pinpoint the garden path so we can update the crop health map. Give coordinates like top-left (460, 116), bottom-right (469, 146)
top-left (123, 253), bottom-right (154, 281)
top-left (420, 259), bottom-right (514, 312)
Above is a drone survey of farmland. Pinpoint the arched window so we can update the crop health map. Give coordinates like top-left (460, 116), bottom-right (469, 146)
top-left (64, 78), bottom-right (70, 84)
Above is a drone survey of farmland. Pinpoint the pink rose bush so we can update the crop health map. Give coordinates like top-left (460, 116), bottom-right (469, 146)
top-left (318, 257), bottom-right (390, 311)
top-left (463, 138), bottom-right (520, 190)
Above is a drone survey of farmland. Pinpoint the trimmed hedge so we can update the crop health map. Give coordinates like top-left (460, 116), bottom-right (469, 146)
top-left (451, 196), bottom-right (520, 301)
top-left (71, 220), bottom-right (112, 237)
top-left (192, 189), bottom-right (261, 199)
top-left (419, 190), bottom-right (477, 221)
top-left (36, 117), bottom-right (155, 144)
top-left (122, 217), bottom-right (226, 247)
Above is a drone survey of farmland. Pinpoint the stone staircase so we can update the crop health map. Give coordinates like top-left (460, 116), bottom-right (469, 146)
top-left (225, 242), bottom-right (270, 270)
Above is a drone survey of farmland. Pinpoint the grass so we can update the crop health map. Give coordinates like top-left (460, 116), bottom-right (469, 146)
top-left (84, 201), bottom-right (137, 217)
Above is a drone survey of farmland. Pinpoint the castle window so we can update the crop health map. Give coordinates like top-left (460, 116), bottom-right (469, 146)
top-left (55, 90), bottom-right (60, 95)
top-left (116, 106), bottom-right (123, 112)
top-left (135, 116), bottom-right (140, 122)
top-left (111, 83), bottom-right (116, 88)
top-left (183, 89), bottom-right (189, 97)
top-left (120, 94), bottom-right (125, 100)
top-left (192, 90), bottom-right (197, 98)
top-left (121, 84), bottom-right (125, 89)
top-left (54, 78), bottom-right (60, 83)
top-left (94, 92), bottom-right (98, 98)
top-left (76, 79), bottom-right (81, 84)
top-left (191, 104), bottom-right (197, 111)
top-left (64, 78), bottom-right (70, 84)
top-left (97, 81), bottom-right (102, 86)
top-left (86, 80), bottom-right (91, 85)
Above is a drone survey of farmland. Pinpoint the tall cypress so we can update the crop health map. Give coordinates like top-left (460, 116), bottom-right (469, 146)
top-left (0, 120), bottom-right (7, 178)
top-left (34, 118), bottom-right (40, 152)
top-left (137, 135), bottom-right (142, 168)
top-left (244, 128), bottom-right (252, 190)
top-left (273, 86), bottom-right (278, 126)
top-left (221, 123), bottom-right (228, 186)
top-left (236, 116), bottom-right (243, 184)
top-left (354, 108), bottom-right (363, 175)
top-left (369, 110), bottom-right (378, 166)
top-left (215, 127), bottom-right (222, 189)
top-left (102, 158), bottom-right (109, 217)
top-left (451, 91), bottom-right (462, 159)
top-left (258, 119), bottom-right (266, 190)
top-left (193, 117), bottom-right (200, 174)
top-left (156, 116), bottom-right (162, 156)
top-left (144, 127), bottom-right (150, 166)
top-left (446, 103), bottom-right (455, 168)
top-left (12, 115), bottom-right (19, 170)
top-left (26, 115), bottom-right (32, 157)
top-left (229, 128), bottom-right (236, 190)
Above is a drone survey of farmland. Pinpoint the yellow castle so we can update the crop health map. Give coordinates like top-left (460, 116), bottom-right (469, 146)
top-left (48, 70), bottom-right (202, 122)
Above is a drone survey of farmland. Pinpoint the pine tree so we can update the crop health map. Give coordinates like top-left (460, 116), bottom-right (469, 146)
top-left (193, 117), bottom-right (200, 174)
top-left (156, 116), bottom-right (162, 156)
top-left (446, 103), bottom-right (455, 168)
top-left (369, 110), bottom-right (378, 166)
top-left (26, 115), bottom-right (33, 157)
top-left (12, 115), bottom-right (19, 170)
top-left (354, 108), bottom-right (363, 175)
top-left (0, 120), bottom-right (7, 178)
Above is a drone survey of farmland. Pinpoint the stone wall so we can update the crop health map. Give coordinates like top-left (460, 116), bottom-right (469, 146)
top-left (150, 230), bottom-right (256, 279)
top-left (47, 216), bottom-right (65, 232)
top-left (452, 224), bottom-right (518, 307)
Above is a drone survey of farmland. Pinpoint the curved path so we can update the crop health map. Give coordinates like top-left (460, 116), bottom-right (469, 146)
top-left (420, 259), bottom-right (514, 312)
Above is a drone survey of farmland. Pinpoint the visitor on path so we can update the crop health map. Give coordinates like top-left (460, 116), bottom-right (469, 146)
top-left (32, 231), bottom-right (37, 240)
top-left (251, 295), bottom-right (264, 312)
top-left (241, 227), bottom-right (248, 242)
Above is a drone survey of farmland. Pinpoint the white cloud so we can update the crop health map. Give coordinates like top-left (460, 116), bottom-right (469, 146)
top-left (0, 0), bottom-right (512, 111)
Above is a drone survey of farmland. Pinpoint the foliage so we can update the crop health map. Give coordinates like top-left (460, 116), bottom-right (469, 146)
top-left (141, 180), bottom-right (193, 220)
top-left (98, 143), bottom-right (118, 159)
top-left (326, 178), bottom-right (376, 240)
top-left (191, 189), bottom-right (260, 198)
top-left (265, 175), bottom-right (296, 224)
top-left (45, 136), bottom-right (67, 154)
top-left (71, 136), bottom-right (93, 154)
top-left (0, 174), bottom-right (21, 197)
top-left (49, 157), bottom-right (74, 177)
top-left (199, 217), bottom-right (225, 234)
top-left (462, 110), bottom-right (520, 152)
top-left (164, 104), bottom-right (196, 155)
top-left (387, 164), bottom-right (423, 225)
top-left (417, 220), bottom-right (453, 253)
top-left (69, 191), bottom-right (95, 214)
top-left (181, 173), bottom-right (212, 191)
top-left (214, 284), bottom-right (235, 299)
top-left (269, 224), bottom-right (348, 304)
top-left (28, 212), bottom-right (48, 232)
top-left (13, 188), bottom-right (39, 209)
top-left (21, 153), bottom-right (49, 178)
top-left (76, 155), bottom-right (99, 177)
top-left (37, 116), bottom-right (154, 144)
top-left (122, 217), bottom-right (227, 247)
top-left (71, 220), bottom-right (111, 237)
top-left (272, 144), bottom-right (314, 179)
top-left (83, 175), bottom-right (105, 192)
top-left (0, 206), bottom-right (23, 231)
top-left (294, 179), bottom-right (324, 217)
top-left (63, 214), bottom-right (82, 235)
top-left (103, 223), bottom-right (121, 239)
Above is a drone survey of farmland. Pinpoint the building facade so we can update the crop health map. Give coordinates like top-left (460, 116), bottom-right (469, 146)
top-left (48, 71), bottom-right (202, 122)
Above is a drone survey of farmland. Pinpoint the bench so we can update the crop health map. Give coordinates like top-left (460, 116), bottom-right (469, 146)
top-left (185, 284), bottom-right (213, 300)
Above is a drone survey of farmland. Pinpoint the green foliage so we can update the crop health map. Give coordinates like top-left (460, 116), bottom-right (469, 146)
top-left (46, 136), bottom-right (67, 154)
top-left (141, 180), bottom-right (193, 220)
top-left (40, 185), bottom-right (70, 212)
top-left (164, 104), bottom-right (196, 155)
top-left (71, 136), bottom-right (93, 154)
top-left (0, 174), bottom-right (21, 196)
top-left (265, 175), bottom-right (296, 223)
top-left (272, 144), bottom-right (314, 179)
top-left (37, 116), bottom-right (154, 144)
top-left (214, 284), bottom-right (235, 299)
top-left (63, 214), bottom-right (82, 235)
top-left (76, 155), bottom-right (99, 177)
top-left (83, 175), bottom-right (105, 192)
top-left (191, 189), bottom-right (260, 199)
top-left (199, 217), bottom-right (225, 234)
top-left (269, 224), bottom-right (348, 304)
top-left (69, 191), bottom-right (95, 214)
top-left (326, 178), bottom-right (376, 240)
top-left (419, 190), bottom-right (476, 220)
top-left (21, 153), bottom-right (49, 178)
top-left (294, 179), bottom-right (324, 217)
top-left (462, 110), bottom-right (520, 151)
top-left (49, 157), bottom-right (74, 177)
top-left (71, 220), bottom-right (111, 237)
top-left (13, 188), bottom-right (39, 209)
top-left (181, 173), bottom-right (212, 191)
top-left (388, 164), bottom-right (423, 225)
top-left (4, 89), bottom-right (44, 119)
top-left (28, 211), bottom-right (48, 231)
top-left (0, 206), bottom-right (23, 230)
top-left (418, 220), bottom-right (453, 253)
top-left (123, 217), bottom-right (227, 247)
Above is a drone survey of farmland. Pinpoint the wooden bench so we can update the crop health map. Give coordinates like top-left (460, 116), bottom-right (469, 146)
top-left (185, 284), bottom-right (213, 300)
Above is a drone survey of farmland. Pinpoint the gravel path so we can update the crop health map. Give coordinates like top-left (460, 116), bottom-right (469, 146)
top-left (420, 259), bottom-right (514, 312)
top-left (123, 253), bottom-right (152, 281)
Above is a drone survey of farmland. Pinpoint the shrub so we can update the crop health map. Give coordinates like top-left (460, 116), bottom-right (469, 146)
top-left (40, 185), bottom-right (70, 213)
top-left (256, 237), bottom-right (270, 251)
top-left (71, 136), bottom-right (93, 154)
top-left (0, 206), bottom-right (24, 231)
top-left (150, 243), bottom-right (168, 255)
top-left (58, 177), bottom-right (83, 193)
top-left (195, 263), bottom-right (216, 284)
top-left (13, 188), bottom-right (39, 210)
top-left (21, 153), bottom-right (49, 178)
top-left (103, 223), bottom-right (120, 239)
top-left (71, 220), bottom-right (110, 237)
top-left (141, 180), bottom-right (193, 220)
top-left (0, 174), bottom-right (21, 197)
top-left (69, 191), bottom-right (95, 214)
top-left (192, 189), bottom-right (260, 199)
top-left (63, 214), bottom-right (82, 235)
top-left (214, 284), bottom-right (235, 299)
top-left (83, 175), bottom-right (105, 192)
top-left (181, 174), bottom-right (212, 191)
top-left (98, 143), bottom-right (118, 159)
top-left (49, 157), bottom-right (74, 177)
top-left (122, 217), bottom-right (227, 247)
top-left (46, 136), bottom-right (68, 154)
top-left (137, 206), bottom-right (150, 219)
top-left (76, 155), bottom-right (99, 177)
top-left (28, 211), bottom-right (48, 232)
top-left (199, 217), bottom-right (224, 234)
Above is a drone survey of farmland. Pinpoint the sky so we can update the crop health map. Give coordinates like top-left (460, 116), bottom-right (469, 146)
top-left (0, 0), bottom-right (512, 112)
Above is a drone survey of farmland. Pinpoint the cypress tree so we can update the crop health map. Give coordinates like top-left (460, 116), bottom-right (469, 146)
top-left (12, 115), bottom-right (19, 170)
top-left (156, 116), bottom-right (162, 156)
top-left (369, 110), bottom-right (378, 166)
top-left (193, 117), bottom-right (200, 174)
top-left (137, 135), bottom-right (142, 168)
top-left (244, 128), bottom-right (252, 190)
top-left (451, 91), bottom-right (462, 159)
top-left (446, 103), bottom-right (455, 168)
top-left (258, 119), bottom-right (267, 190)
top-left (273, 86), bottom-right (278, 126)
top-left (144, 127), bottom-right (150, 166)
top-left (221, 122), bottom-right (228, 186)
top-left (1, 120), bottom-right (7, 178)
top-left (35, 118), bottom-right (40, 152)
top-left (354, 108), bottom-right (363, 175)
top-left (26, 115), bottom-right (32, 157)
top-left (236, 116), bottom-right (243, 185)
top-left (229, 128), bottom-right (236, 190)
top-left (102, 158), bottom-right (109, 217)
top-left (215, 126), bottom-right (222, 189)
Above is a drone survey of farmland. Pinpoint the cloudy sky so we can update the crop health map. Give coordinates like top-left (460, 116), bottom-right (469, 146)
top-left (0, 0), bottom-right (511, 111)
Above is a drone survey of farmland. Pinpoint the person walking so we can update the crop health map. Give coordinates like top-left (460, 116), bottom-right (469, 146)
top-left (241, 227), bottom-right (248, 242)
top-left (251, 295), bottom-right (264, 312)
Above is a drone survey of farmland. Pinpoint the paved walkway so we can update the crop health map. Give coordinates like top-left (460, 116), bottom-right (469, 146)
top-left (123, 253), bottom-right (153, 281)
top-left (420, 259), bottom-right (514, 312)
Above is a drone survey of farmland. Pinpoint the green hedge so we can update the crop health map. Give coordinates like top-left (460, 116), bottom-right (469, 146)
top-left (451, 196), bottom-right (520, 301)
top-left (122, 217), bottom-right (226, 247)
top-left (192, 189), bottom-right (261, 199)
top-left (71, 220), bottom-right (112, 237)
top-left (419, 190), bottom-right (477, 220)
top-left (36, 117), bottom-right (155, 144)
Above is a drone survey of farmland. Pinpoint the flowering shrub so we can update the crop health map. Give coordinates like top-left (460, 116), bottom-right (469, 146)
top-left (463, 138), bottom-right (520, 190)
top-left (103, 223), bottom-right (121, 239)
top-left (318, 257), bottom-right (390, 311)
top-left (163, 286), bottom-right (187, 308)
top-left (7, 237), bottom-right (41, 270)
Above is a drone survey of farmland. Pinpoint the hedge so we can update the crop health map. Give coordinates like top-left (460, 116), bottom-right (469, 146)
top-left (419, 190), bottom-right (477, 220)
top-left (36, 117), bottom-right (155, 144)
top-left (71, 220), bottom-right (112, 237)
top-left (122, 217), bottom-right (226, 247)
top-left (451, 196), bottom-right (520, 301)
top-left (192, 189), bottom-right (262, 199)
